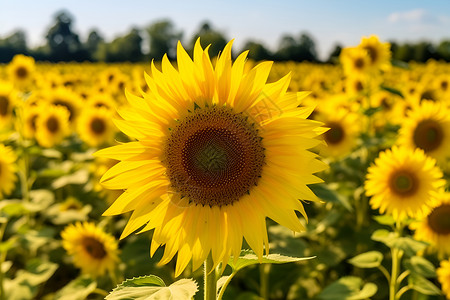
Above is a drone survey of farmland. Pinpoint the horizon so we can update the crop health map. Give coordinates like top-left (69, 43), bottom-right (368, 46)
top-left (1, 0), bottom-right (450, 60)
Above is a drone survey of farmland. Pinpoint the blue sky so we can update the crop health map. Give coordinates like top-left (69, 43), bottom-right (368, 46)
top-left (1, 0), bottom-right (450, 59)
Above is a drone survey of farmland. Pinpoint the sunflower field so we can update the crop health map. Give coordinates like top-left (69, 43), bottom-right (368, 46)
top-left (1, 36), bottom-right (450, 300)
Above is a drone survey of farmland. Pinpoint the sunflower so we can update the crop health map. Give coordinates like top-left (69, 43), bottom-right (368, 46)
top-left (21, 104), bottom-right (41, 140)
top-left (0, 82), bottom-right (17, 127)
top-left (61, 222), bottom-right (119, 277)
top-left (0, 144), bottom-right (17, 199)
top-left (96, 39), bottom-right (327, 276)
top-left (365, 146), bottom-right (445, 221)
top-left (7, 54), bottom-right (35, 88)
top-left (77, 106), bottom-right (116, 147)
top-left (397, 100), bottom-right (450, 166)
top-left (358, 35), bottom-right (391, 71)
top-left (340, 47), bottom-right (371, 76)
top-left (35, 104), bottom-right (70, 148)
top-left (44, 87), bottom-right (83, 124)
top-left (316, 108), bottom-right (361, 159)
top-left (437, 259), bottom-right (450, 299)
top-left (410, 192), bottom-right (450, 257)
top-left (85, 92), bottom-right (117, 112)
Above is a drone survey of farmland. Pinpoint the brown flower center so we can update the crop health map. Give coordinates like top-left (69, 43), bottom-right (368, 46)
top-left (163, 106), bottom-right (265, 207)
top-left (389, 170), bottom-right (418, 196)
top-left (324, 122), bottom-right (345, 145)
top-left (52, 99), bottom-right (75, 121)
top-left (354, 58), bottom-right (365, 70)
top-left (0, 95), bottom-right (9, 116)
top-left (364, 45), bottom-right (378, 64)
top-left (413, 119), bottom-right (443, 152)
top-left (82, 237), bottom-right (107, 259)
top-left (428, 204), bottom-right (450, 235)
top-left (16, 66), bottom-right (28, 79)
top-left (90, 117), bottom-right (106, 134)
top-left (46, 116), bottom-right (60, 133)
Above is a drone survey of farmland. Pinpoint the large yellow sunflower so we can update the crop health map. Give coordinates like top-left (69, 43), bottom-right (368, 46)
top-left (0, 144), bottom-right (18, 199)
top-left (35, 104), bottom-right (70, 148)
top-left (365, 146), bottom-right (445, 221)
top-left (437, 259), bottom-right (450, 299)
top-left (397, 100), bottom-right (450, 166)
top-left (96, 39), bottom-right (327, 276)
top-left (61, 222), bottom-right (119, 277)
top-left (410, 192), bottom-right (450, 257)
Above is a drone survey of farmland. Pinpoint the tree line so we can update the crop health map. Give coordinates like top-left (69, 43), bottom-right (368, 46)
top-left (1, 10), bottom-right (450, 64)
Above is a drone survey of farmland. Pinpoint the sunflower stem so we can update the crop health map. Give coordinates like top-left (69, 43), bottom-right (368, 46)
top-left (260, 263), bottom-right (271, 299)
top-left (204, 253), bottom-right (217, 300)
top-left (0, 221), bottom-right (9, 300)
top-left (389, 221), bottom-right (405, 300)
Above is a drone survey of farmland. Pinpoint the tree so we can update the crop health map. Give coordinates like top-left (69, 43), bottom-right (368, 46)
top-left (275, 32), bottom-right (318, 62)
top-left (146, 20), bottom-right (182, 61)
top-left (326, 43), bottom-right (342, 64)
top-left (85, 30), bottom-right (104, 61)
top-left (242, 40), bottom-right (273, 61)
top-left (96, 28), bottom-right (143, 62)
top-left (0, 30), bottom-right (28, 63)
top-left (45, 10), bottom-right (88, 61)
top-left (191, 21), bottom-right (227, 58)
top-left (437, 40), bottom-right (450, 61)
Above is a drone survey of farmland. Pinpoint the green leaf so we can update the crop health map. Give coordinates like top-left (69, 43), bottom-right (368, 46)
top-left (404, 256), bottom-right (436, 278)
top-left (364, 106), bottom-right (383, 117)
top-left (228, 249), bottom-right (314, 272)
top-left (373, 215), bottom-right (395, 226)
top-left (4, 259), bottom-right (58, 300)
top-left (318, 276), bottom-right (377, 300)
top-left (268, 225), bottom-right (308, 257)
top-left (348, 251), bottom-right (383, 268)
top-left (106, 276), bottom-right (198, 300)
top-left (408, 273), bottom-right (441, 295)
top-left (0, 237), bottom-right (17, 253)
top-left (0, 200), bottom-right (28, 217)
top-left (371, 229), bottom-right (428, 256)
top-left (380, 85), bottom-right (404, 98)
top-left (52, 169), bottom-right (89, 189)
top-left (54, 275), bottom-right (97, 300)
top-left (310, 183), bottom-right (352, 211)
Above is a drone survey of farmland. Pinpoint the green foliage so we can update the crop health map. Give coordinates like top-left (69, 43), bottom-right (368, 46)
top-left (53, 275), bottom-right (97, 300)
top-left (348, 251), bottom-right (383, 268)
top-left (318, 276), bottom-right (377, 300)
top-left (106, 275), bottom-right (198, 300)
top-left (227, 249), bottom-right (314, 272)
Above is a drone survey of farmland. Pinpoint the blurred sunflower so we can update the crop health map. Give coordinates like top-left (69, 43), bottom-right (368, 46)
top-left (96, 39), bottom-right (327, 276)
top-left (77, 107), bottom-right (116, 147)
top-left (0, 82), bottom-right (17, 127)
top-left (61, 222), bottom-right (119, 277)
top-left (437, 259), bottom-right (450, 299)
top-left (358, 35), bottom-right (391, 71)
top-left (7, 54), bottom-right (35, 87)
top-left (35, 105), bottom-right (70, 148)
top-left (340, 47), bottom-right (371, 75)
top-left (22, 104), bottom-right (41, 140)
top-left (0, 144), bottom-right (17, 199)
top-left (316, 108), bottom-right (361, 159)
top-left (44, 87), bottom-right (83, 123)
top-left (398, 100), bottom-right (450, 165)
top-left (85, 92), bottom-right (117, 112)
top-left (365, 146), bottom-right (445, 221)
top-left (411, 192), bottom-right (450, 257)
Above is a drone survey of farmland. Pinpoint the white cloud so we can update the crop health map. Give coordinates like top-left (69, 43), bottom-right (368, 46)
top-left (388, 8), bottom-right (430, 23)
